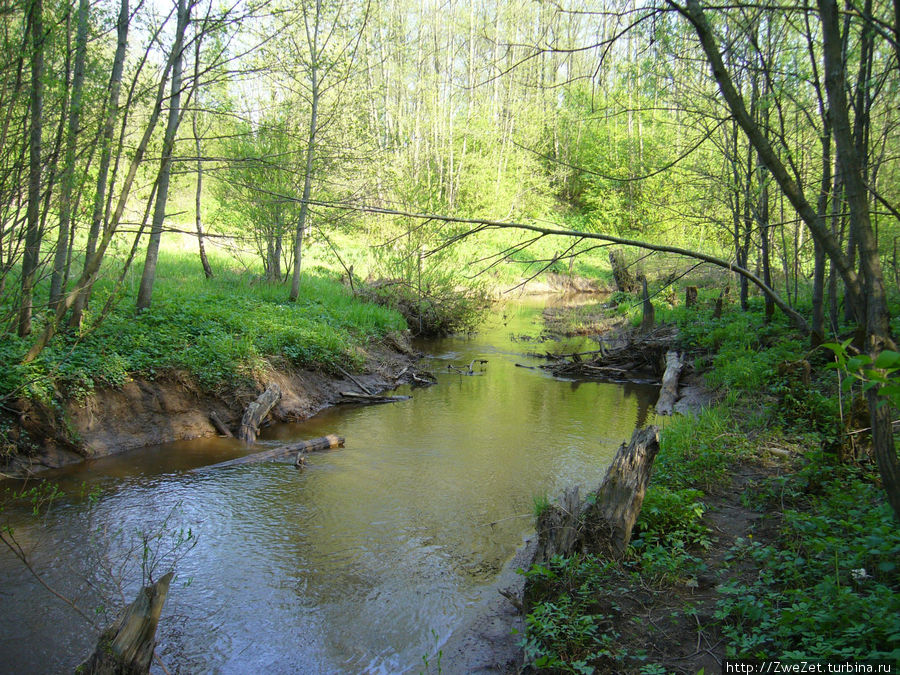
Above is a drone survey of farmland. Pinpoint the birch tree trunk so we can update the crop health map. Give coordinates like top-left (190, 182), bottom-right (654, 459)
top-left (137, 0), bottom-right (190, 311)
top-left (68, 0), bottom-right (129, 329)
top-left (289, 0), bottom-right (321, 302)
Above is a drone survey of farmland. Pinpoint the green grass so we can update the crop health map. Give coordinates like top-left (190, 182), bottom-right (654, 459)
top-left (1, 247), bottom-right (407, 403)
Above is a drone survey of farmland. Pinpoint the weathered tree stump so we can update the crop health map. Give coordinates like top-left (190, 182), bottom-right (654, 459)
top-left (531, 426), bottom-right (660, 565)
top-left (713, 291), bottom-right (725, 318)
top-left (532, 486), bottom-right (583, 566)
top-left (198, 435), bottom-right (345, 471)
top-left (609, 249), bottom-right (639, 294)
top-left (238, 383), bottom-right (281, 443)
top-left (78, 572), bottom-right (173, 675)
top-left (640, 276), bottom-right (655, 333)
top-left (685, 286), bottom-right (698, 308)
top-left (581, 426), bottom-right (660, 559)
top-left (655, 351), bottom-right (683, 416)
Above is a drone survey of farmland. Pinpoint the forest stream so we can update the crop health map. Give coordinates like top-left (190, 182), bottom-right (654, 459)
top-left (0, 296), bottom-right (658, 674)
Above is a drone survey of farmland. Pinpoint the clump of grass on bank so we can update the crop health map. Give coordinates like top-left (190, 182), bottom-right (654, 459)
top-left (519, 296), bottom-right (900, 672)
top-left (0, 251), bottom-right (407, 404)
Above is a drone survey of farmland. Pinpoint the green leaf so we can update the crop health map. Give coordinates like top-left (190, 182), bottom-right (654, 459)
top-left (847, 355), bottom-right (873, 371)
top-left (873, 351), bottom-right (900, 369)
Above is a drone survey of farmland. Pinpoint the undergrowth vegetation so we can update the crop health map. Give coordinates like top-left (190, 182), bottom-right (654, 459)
top-left (0, 251), bottom-right (407, 405)
top-left (720, 460), bottom-right (900, 661)
top-left (519, 287), bottom-right (900, 673)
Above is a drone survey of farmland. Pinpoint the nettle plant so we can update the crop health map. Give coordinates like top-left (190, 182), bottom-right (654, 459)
top-left (823, 340), bottom-right (900, 408)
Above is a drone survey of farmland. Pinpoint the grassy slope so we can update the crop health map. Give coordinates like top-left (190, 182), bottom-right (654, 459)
top-left (519, 292), bottom-right (900, 672)
top-left (0, 246), bottom-right (407, 406)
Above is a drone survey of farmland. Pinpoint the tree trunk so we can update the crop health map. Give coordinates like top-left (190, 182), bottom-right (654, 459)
top-left (819, 0), bottom-right (899, 520)
top-left (685, 286), bottom-right (697, 308)
top-left (639, 275), bottom-right (654, 333)
top-left (200, 435), bottom-right (345, 471)
top-left (811, 131), bottom-right (833, 346)
top-left (192, 109), bottom-right (212, 279)
top-left (609, 249), bottom-right (638, 293)
top-left (18, 0), bottom-right (44, 337)
top-left (289, 0), bottom-right (322, 302)
top-left (49, 0), bottom-right (89, 308)
top-left (655, 351), bottom-right (683, 416)
top-left (136, 0), bottom-right (189, 311)
top-left (78, 572), bottom-right (173, 675)
top-left (68, 0), bottom-right (129, 329)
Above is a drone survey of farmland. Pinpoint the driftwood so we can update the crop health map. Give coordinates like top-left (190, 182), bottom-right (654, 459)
top-left (655, 350), bottom-right (684, 415)
top-left (531, 426), bottom-right (660, 566)
top-left (542, 325), bottom-right (677, 380)
top-left (336, 365), bottom-right (374, 395)
top-left (411, 371), bottom-right (437, 386)
top-left (78, 572), bottom-right (173, 674)
top-left (200, 435), bottom-right (345, 471)
top-left (238, 383), bottom-right (281, 444)
top-left (339, 391), bottom-right (410, 404)
top-left (209, 411), bottom-right (233, 437)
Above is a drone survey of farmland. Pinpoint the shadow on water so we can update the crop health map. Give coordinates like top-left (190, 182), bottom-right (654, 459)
top-left (0, 295), bottom-right (658, 674)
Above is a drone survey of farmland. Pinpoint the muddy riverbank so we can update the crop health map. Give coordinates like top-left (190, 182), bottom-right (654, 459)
top-left (3, 336), bottom-right (420, 477)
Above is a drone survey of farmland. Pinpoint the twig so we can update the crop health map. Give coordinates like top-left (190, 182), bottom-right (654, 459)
top-left (335, 365), bottom-right (374, 395)
top-left (154, 650), bottom-right (173, 675)
top-left (1, 532), bottom-right (95, 626)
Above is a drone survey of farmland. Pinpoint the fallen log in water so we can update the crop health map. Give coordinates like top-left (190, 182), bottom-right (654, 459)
top-left (78, 572), bottom-right (173, 674)
top-left (339, 391), bottom-right (411, 404)
top-left (655, 350), bottom-right (684, 415)
top-left (238, 383), bottom-right (281, 443)
top-left (199, 435), bottom-right (345, 471)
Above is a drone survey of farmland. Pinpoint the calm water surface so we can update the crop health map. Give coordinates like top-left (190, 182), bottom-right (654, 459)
top-left (0, 297), bottom-right (656, 674)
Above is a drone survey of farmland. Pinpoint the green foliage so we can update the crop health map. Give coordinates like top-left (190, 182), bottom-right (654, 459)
top-left (824, 340), bottom-right (900, 409)
top-left (716, 468), bottom-right (900, 661)
top-left (519, 554), bottom-right (619, 673)
top-left (656, 407), bottom-right (754, 491)
top-left (533, 493), bottom-right (551, 518)
top-left (668, 306), bottom-right (804, 394)
top-left (2, 252), bottom-right (406, 402)
top-left (630, 486), bottom-right (712, 583)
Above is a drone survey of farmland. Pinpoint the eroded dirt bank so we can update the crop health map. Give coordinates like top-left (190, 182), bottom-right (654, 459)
top-left (3, 337), bottom-right (421, 476)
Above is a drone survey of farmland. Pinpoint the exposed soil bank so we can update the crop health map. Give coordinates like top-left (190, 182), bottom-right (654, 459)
top-left (2, 337), bottom-right (421, 477)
